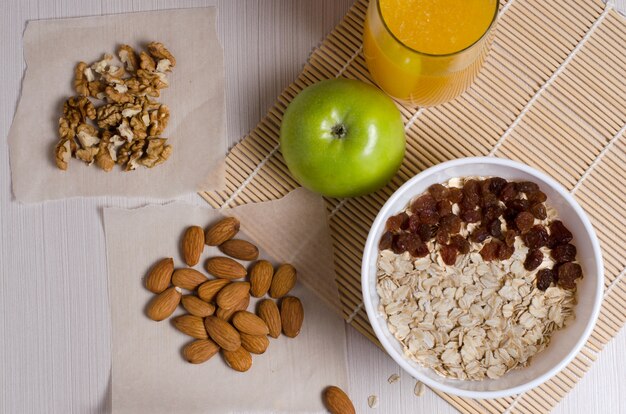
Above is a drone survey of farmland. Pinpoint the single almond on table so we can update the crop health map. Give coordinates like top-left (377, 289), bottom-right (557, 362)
top-left (249, 260), bottom-right (273, 297)
top-left (216, 294), bottom-right (250, 321)
top-left (219, 239), bottom-right (259, 261)
top-left (205, 217), bottom-right (240, 246)
top-left (181, 295), bottom-right (215, 317)
top-left (145, 257), bottom-right (174, 293)
top-left (257, 299), bottom-right (281, 338)
top-left (204, 316), bottom-right (241, 351)
top-left (197, 278), bottom-right (230, 302)
top-left (172, 314), bottom-right (209, 339)
top-left (183, 339), bottom-right (220, 364)
top-left (222, 347), bottom-right (252, 372)
top-left (146, 286), bottom-right (181, 321)
top-left (172, 268), bottom-right (208, 290)
top-left (323, 386), bottom-right (356, 414)
top-left (232, 310), bottom-right (269, 336)
top-left (182, 226), bottom-right (205, 266)
top-left (216, 281), bottom-right (250, 310)
top-left (205, 257), bottom-right (247, 280)
top-left (280, 296), bottom-right (304, 338)
top-left (269, 263), bottom-right (297, 298)
top-left (240, 333), bottom-right (270, 354)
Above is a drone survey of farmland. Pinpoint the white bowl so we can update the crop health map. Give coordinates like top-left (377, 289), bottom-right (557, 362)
top-left (361, 157), bottom-right (603, 399)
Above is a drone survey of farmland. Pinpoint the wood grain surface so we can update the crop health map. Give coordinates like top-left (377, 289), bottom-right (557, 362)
top-left (1, 0), bottom-right (624, 413)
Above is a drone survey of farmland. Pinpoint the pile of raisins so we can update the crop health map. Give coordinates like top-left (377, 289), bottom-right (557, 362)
top-left (379, 177), bottom-right (583, 291)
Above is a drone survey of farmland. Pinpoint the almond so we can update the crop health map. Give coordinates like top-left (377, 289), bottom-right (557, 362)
top-left (269, 263), bottom-right (297, 298)
top-left (181, 295), bottom-right (215, 317)
top-left (323, 386), bottom-right (356, 414)
top-left (205, 257), bottom-right (247, 279)
top-left (219, 239), bottom-right (259, 261)
top-left (204, 316), bottom-right (241, 351)
top-left (280, 296), bottom-right (304, 338)
top-left (222, 347), bottom-right (252, 372)
top-left (240, 333), bottom-right (269, 354)
top-left (197, 278), bottom-right (230, 302)
top-left (182, 226), bottom-right (205, 266)
top-left (205, 217), bottom-right (240, 246)
top-left (257, 299), bottom-right (281, 338)
top-left (172, 315), bottom-right (209, 339)
top-left (172, 268), bottom-right (208, 290)
top-left (249, 260), bottom-right (273, 297)
top-left (216, 281), bottom-right (250, 309)
top-left (216, 294), bottom-right (250, 321)
top-left (232, 311), bottom-right (269, 336)
top-left (146, 286), bottom-right (181, 321)
top-left (183, 339), bottom-right (220, 364)
top-left (145, 257), bottom-right (174, 293)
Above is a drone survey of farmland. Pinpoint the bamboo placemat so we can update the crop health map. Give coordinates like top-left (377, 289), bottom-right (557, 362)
top-left (200, 0), bottom-right (626, 412)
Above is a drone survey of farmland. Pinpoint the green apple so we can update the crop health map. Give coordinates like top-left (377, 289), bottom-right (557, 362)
top-left (280, 78), bottom-right (405, 198)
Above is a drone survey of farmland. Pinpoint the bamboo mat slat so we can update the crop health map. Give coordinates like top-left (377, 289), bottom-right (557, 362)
top-left (200, 0), bottom-right (626, 412)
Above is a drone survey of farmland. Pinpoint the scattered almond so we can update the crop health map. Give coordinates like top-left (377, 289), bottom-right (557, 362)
top-left (181, 295), bottom-right (215, 317)
top-left (249, 260), bottom-right (273, 297)
top-left (323, 386), bottom-right (355, 414)
top-left (280, 296), bottom-right (304, 338)
top-left (172, 314), bottom-right (208, 339)
top-left (172, 268), bottom-right (208, 290)
top-left (269, 263), bottom-right (297, 298)
top-left (205, 256), bottom-right (247, 280)
top-left (219, 239), bottom-right (259, 261)
top-left (216, 281), bottom-right (250, 310)
top-left (222, 347), bottom-right (252, 372)
top-left (232, 311), bottom-right (269, 336)
top-left (240, 333), bottom-right (269, 354)
top-left (204, 316), bottom-right (241, 351)
top-left (146, 286), bottom-right (181, 321)
top-left (145, 257), bottom-right (174, 293)
top-left (197, 278), bottom-right (230, 302)
top-left (205, 217), bottom-right (239, 246)
top-left (216, 294), bottom-right (250, 321)
top-left (257, 299), bottom-right (281, 338)
top-left (183, 339), bottom-right (220, 364)
top-left (182, 226), bottom-right (205, 266)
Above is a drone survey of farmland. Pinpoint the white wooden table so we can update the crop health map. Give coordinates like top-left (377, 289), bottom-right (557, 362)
top-left (1, 1), bottom-right (624, 413)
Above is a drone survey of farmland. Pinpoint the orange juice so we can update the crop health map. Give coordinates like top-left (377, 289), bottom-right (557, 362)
top-left (363, 0), bottom-right (498, 106)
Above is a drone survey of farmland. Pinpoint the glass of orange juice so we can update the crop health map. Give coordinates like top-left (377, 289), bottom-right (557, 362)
top-left (363, 0), bottom-right (498, 107)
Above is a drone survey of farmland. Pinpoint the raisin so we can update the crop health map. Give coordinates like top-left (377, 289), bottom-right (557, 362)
top-left (463, 179), bottom-right (480, 204)
top-left (411, 194), bottom-right (436, 214)
top-left (528, 191), bottom-right (547, 204)
top-left (536, 269), bottom-right (554, 291)
top-left (483, 205), bottom-right (504, 222)
top-left (515, 211), bottom-right (535, 233)
top-left (416, 223), bottom-right (434, 242)
top-left (486, 219), bottom-right (502, 238)
top-left (517, 181), bottom-right (540, 194)
top-left (437, 200), bottom-right (453, 216)
top-left (549, 220), bottom-right (573, 246)
top-left (386, 212), bottom-right (409, 233)
top-left (436, 229), bottom-right (450, 245)
top-left (392, 234), bottom-right (407, 254)
top-left (470, 226), bottom-right (490, 243)
top-left (489, 177), bottom-right (508, 195)
top-left (480, 241), bottom-right (500, 261)
top-left (428, 183), bottom-right (450, 202)
top-left (481, 192), bottom-right (500, 208)
top-left (504, 229), bottom-right (518, 247)
top-left (522, 225), bottom-right (549, 248)
top-left (411, 242), bottom-right (430, 258)
top-left (394, 233), bottom-right (421, 255)
top-left (499, 182), bottom-right (518, 201)
top-left (557, 262), bottom-right (582, 289)
top-left (524, 249), bottom-right (543, 270)
top-left (461, 208), bottom-right (481, 223)
top-left (419, 210), bottom-right (440, 225)
top-left (450, 234), bottom-right (470, 254)
top-left (448, 187), bottom-right (463, 203)
top-left (440, 214), bottom-right (461, 234)
top-left (506, 199), bottom-right (530, 213)
top-left (552, 243), bottom-right (577, 263)
top-left (379, 231), bottom-right (394, 250)
top-left (479, 179), bottom-right (492, 196)
top-left (408, 213), bottom-right (421, 233)
top-left (460, 196), bottom-right (478, 211)
top-left (440, 244), bottom-right (458, 266)
top-left (529, 203), bottom-right (547, 220)
top-left (498, 244), bottom-right (515, 260)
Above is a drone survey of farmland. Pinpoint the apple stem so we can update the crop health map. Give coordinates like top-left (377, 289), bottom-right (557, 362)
top-left (331, 124), bottom-right (347, 139)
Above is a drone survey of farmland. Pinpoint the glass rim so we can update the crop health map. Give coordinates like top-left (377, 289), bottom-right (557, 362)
top-left (375, 0), bottom-right (499, 58)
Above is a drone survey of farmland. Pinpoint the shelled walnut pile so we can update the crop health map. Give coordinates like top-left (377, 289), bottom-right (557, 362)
top-left (54, 42), bottom-right (175, 172)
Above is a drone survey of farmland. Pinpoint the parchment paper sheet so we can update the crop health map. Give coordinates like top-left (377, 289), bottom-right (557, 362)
top-left (9, 8), bottom-right (226, 202)
top-left (104, 188), bottom-right (348, 413)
